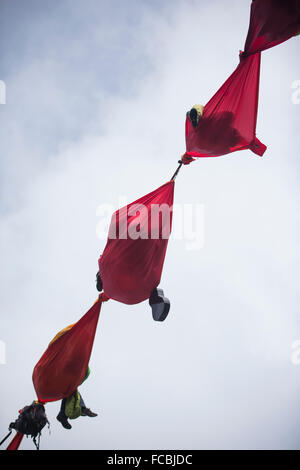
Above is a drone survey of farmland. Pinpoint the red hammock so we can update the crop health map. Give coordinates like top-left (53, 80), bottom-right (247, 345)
top-left (244, 0), bottom-right (300, 56)
top-left (99, 181), bottom-right (174, 305)
top-left (32, 294), bottom-right (108, 403)
top-left (185, 0), bottom-right (300, 159)
top-left (185, 52), bottom-right (264, 158)
top-left (4, 295), bottom-right (108, 450)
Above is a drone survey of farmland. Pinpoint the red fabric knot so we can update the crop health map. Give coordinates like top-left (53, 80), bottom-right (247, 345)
top-left (99, 292), bottom-right (110, 302)
top-left (181, 153), bottom-right (196, 165)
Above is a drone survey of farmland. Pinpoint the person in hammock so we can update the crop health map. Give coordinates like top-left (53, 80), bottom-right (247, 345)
top-left (187, 104), bottom-right (204, 127)
top-left (48, 324), bottom-right (98, 430)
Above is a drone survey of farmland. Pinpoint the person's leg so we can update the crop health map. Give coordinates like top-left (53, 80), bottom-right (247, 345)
top-left (60, 398), bottom-right (67, 417)
top-left (79, 393), bottom-right (86, 409)
top-left (79, 392), bottom-right (98, 417)
top-left (56, 398), bottom-right (72, 429)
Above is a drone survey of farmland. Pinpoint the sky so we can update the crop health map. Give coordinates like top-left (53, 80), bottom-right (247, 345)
top-left (0, 0), bottom-right (300, 450)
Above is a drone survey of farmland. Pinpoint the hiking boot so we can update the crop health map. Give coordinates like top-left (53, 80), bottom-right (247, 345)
top-left (149, 287), bottom-right (170, 322)
top-left (56, 412), bottom-right (72, 429)
top-left (81, 407), bottom-right (98, 417)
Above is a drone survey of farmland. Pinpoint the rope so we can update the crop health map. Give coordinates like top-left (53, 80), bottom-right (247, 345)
top-left (171, 160), bottom-right (183, 181)
top-left (0, 430), bottom-right (12, 447)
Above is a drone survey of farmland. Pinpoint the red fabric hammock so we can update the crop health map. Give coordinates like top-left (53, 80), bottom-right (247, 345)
top-left (244, 0), bottom-right (300, 56)
top-left (185, 52), bottom-right (264, 158)
top-left (185, 0), bottom-right (300, 159)
top-left (32, 295), bottom-right (108, 403)
top-left (99, 181), bottom-right (174, 305)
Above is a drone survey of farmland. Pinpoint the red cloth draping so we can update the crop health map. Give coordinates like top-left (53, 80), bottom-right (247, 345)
top-left (99, 181), bottom-right (174, 305)
top-left (243, 0), bottom-right (300, 56)
top-left (185, 0), bottom-right (300, 159)
top-left (185, 52), bottom-right (265, 158)
top-left (32, 296), bottom-right (107, 402)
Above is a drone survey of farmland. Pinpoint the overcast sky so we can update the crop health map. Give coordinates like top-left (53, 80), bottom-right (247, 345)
top-left (1, 0), bottom-right (300, 450)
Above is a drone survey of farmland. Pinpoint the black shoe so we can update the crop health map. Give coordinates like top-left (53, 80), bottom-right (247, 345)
top-left (81, 407), bottom-right (98, 417)
top-left (149, 288), bottom-right (170, 322)
top-left (96, 271), bottom-right (103, 292)
top-left (57, 413), bottom-right (72, 429)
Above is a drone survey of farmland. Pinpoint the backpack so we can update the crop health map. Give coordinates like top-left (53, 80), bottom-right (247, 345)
top-left (9, 401), bottom-right (49, 450)
top-left (65, 391), bottom-right (82, 420)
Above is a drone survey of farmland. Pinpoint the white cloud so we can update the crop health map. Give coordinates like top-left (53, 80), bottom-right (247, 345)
top-left (1, 0), bottom-right (300, 450)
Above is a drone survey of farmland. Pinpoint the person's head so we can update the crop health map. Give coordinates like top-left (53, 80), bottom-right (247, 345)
top-left (189, 104), bottom-right (204, 127)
